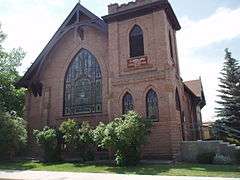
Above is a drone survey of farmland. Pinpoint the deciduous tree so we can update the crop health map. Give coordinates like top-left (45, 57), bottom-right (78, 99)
top-left (0, 23), bottom-right (26, 117)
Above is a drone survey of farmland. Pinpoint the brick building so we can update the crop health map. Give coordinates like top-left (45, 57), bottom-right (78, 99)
top-left (17, 0), bottom-right (206, 159)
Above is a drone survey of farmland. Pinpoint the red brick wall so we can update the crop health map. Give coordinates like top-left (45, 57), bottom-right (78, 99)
top-left (25, 6), bottom-right (199, 159)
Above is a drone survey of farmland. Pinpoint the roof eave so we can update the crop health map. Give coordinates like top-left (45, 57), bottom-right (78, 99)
top-left (184, 84), bottom-right (206, 109)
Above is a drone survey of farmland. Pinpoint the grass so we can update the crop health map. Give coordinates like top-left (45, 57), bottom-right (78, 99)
top-left (0, 161), bottom-right (239, 178)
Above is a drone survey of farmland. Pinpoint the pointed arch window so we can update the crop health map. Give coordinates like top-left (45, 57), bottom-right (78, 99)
top-left (64, 49), bottom-right (102, 116)
top-left (122, 92), bottom-right (134, 114)
top-left (175, 89), bottom-right (181, 111)
top-left (169, 30), bottom-right (174, 59)
top-left (146, 89), bottom-right (159, 121)
top-left (129, 25), bottom-right (144, 58)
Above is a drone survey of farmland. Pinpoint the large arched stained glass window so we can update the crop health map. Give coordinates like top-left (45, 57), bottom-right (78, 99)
top-left (64, 49), bottom-right (102, 116)
top-left (146, 89), bottom-right (159, 121)
top-left (129, 25), bottom-right (144, 58)
top-left (122, 92), bottom-right (134, 114)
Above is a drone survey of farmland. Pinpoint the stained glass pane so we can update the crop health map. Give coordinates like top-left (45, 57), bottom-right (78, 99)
top-left (64, 49), bottom-right (102, 116)
top-left (130, 25), bottom-right (144, 58)
top-left (122, 92), bottom-right (134, 114)
top-left (146, 89), bottom-right (159, 121)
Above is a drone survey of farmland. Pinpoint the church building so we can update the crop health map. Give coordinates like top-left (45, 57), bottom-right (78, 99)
top-left (17, 0), bottom-right (206, 159)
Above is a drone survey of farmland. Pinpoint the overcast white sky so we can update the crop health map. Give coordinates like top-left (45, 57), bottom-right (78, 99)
top-left (1, 0), bottom-right (240, 122)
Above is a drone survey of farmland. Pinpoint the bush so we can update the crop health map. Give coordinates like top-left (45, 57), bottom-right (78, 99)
top-left (213, 154), bottom-right (232, 164)
top-left (78, 122), bottom-right (95, 161)
top-left (94, 111), bottom-right (152, 166)
top-left (59, 119), bottom-right (79, 149)
top-left (0, 111), bottom-right (27, 160)
top-left (197, 152), bottom-right (216, 164)
top-left (33, 127), bottom-right (62, 162)
top-left (59, 120), bottom-right (95, 161)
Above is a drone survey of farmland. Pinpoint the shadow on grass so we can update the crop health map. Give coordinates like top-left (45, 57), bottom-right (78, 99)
top-left (185, 164), bottom-right (240, 173)
top-left (72, 163), bottom-right (240, 175)
top-left (0, 161), bottom-right (36, 171)
top-left (0, 161), bottom-right (239, 176)
top-left (104, 164), bottom-right (240, 175)
top-left (105, 165), bottom-right (170, 175)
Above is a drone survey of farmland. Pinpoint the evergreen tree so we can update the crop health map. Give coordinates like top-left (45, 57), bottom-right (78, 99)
top-left (214, 49), bottom-right (240, 140)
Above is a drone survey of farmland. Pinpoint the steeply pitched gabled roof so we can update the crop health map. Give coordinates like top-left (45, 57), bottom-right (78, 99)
top-left (184, 79), bottom-right (206, 108)
top-left (184, 79), bottom-right (203, 98)
top-left (16, 3), bottom-right (107, 90)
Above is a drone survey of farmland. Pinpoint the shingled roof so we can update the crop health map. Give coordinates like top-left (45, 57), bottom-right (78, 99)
top-left (184, 79), bottom-right (203, 97)
top-left (184, 79), bottom-right (206, 108)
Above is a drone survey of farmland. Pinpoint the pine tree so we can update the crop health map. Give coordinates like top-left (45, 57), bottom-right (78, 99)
top-left (214, 49), bottom-right (240, 140)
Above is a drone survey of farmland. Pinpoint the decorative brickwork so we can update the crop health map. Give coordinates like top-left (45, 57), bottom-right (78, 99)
top-left (108, 0), bottom-right (160, 14)
top-left (127, 56), bottom-right (148, 68)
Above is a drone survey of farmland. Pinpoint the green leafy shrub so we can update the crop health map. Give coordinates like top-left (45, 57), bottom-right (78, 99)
top-left (59, 119), bottom-right (79, 149)
top-left (94, 111), bottom-right (152, 166)
top-left (197, 152), bottom-right (216, 164)
top-left (78, 122), bottom-right (95, 161)
top-left (33, 127), bottom-right (61, 162)
top-left (59, 120), bottom-right (95, 161)
top-left (0, 111), bottom-right (27, 160)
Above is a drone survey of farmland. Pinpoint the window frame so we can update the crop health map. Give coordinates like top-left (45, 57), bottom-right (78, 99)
top-left (146, 89), bottom-right (159, 122)
top-left (175, 89), bottom-right (181, 111)
top-left (122, 92), bottom-right (134, 114)
top-left (129, 25), bottom-right (145, 58)
top-left (169, 30), bottom-right (174, 59)
top-left (63, 49), bottom-right (102, 116)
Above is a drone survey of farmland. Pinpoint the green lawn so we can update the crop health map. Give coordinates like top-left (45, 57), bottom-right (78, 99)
top-left (0, 161), bottom-right (239, 178)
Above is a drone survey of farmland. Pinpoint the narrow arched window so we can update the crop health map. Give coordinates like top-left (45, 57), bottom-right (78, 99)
top-left (146, 89), bottom-right (159, 121)
top-left (122, 92), bottom-right (134, 114)
top-left (175, 89), bottom-right (181, 111)
top-left (64, 49), bottom-right (102, 116)
top-left (169, 30), bottom-right (173, 59)
top-left (129, 25), bottom-right (144, 58)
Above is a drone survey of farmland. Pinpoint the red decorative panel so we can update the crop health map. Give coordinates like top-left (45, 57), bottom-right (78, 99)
top-left (127, 56), bottom-right (148, 68)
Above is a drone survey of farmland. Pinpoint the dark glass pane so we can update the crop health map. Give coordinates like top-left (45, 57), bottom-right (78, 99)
top-left (130, 25), bottom-right (144, 58)
top-left (175, 89), bottom-right (181, 111)
top-left (130, 25), bottom-right (143, 36)
top-left (146, 89), bottom-right (159, 120)
top-left (122, 92), bottom-right (134, 114)
top-left (64, 49), bottom-right (102, 115)
top-left (169, 31), bottom-right (173, 58)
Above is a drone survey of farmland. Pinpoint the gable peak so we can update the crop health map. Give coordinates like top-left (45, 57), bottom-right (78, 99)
top-left (63, 3), bottom-right (103, 28)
